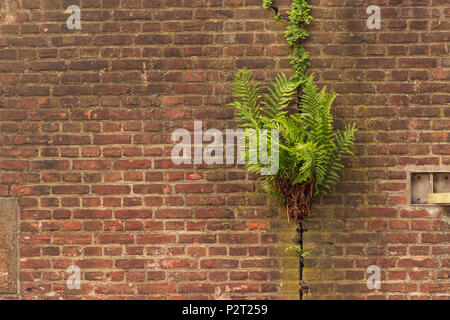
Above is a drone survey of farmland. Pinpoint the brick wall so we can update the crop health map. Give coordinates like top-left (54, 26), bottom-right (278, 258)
top-left (0, 0), bottom-right (448, 300)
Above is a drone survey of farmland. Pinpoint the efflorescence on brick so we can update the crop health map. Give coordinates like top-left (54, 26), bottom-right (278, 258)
top-left (0, 0), bottom-right (449, 300)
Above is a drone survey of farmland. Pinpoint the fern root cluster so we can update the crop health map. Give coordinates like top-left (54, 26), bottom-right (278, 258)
top-left (274, 177), bottom-right (315, 222)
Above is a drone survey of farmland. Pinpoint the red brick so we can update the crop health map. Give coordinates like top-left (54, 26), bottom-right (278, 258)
top-left (0, 160), bottom-right (29, 170)
top-left (92, 185), bottom-right (130, 195)
top-left (73, 160), bottom-right (111, 169)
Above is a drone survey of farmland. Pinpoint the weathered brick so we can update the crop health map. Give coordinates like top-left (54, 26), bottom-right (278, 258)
top-left (73, 160), bottom-right (111, 170)
top-left (92, 185), bottom-right (130, 195)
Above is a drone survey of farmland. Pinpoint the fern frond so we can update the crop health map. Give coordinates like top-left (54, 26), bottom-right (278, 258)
top-left (228, 68), bottom-right (264, 129)
top-left (262, 73), bottom-right (300, 120)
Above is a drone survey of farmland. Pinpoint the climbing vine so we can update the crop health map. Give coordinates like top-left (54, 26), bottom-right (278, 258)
top-left (262, 0), bottom-right (312, 82)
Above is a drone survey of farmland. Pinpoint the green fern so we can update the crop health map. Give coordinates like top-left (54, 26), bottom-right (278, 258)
top-left (230, 69), bottom-right (356, 198)
top-left (229, 69), bottom-right (263, 129)
top-left (262, 73), bottom-right (301, 119)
